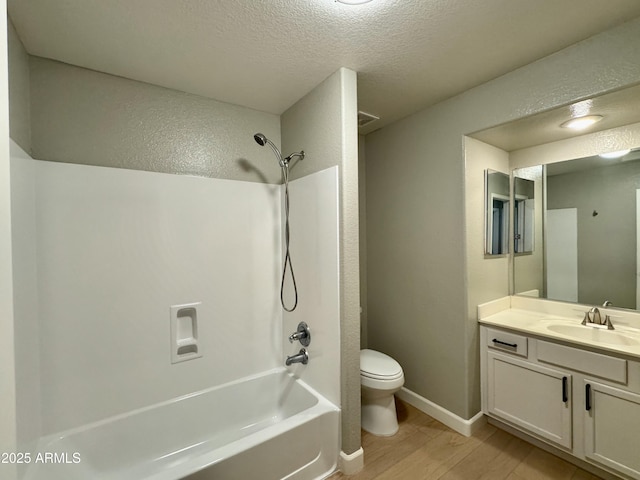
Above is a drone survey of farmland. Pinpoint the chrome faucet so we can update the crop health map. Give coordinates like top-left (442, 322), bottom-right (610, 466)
top-left (581, 306), bottom-right (614, 330)
top-left (584, 307), bottom-right (602, 325)
top-left (602, 300), bottom-right (613, 307)
top-left (285, 348), bottom-right (309, 366)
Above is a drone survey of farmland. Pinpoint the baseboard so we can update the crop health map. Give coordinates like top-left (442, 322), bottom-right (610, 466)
top-left (338, 447), bottom-right (364, 475)
top-left (396, 387), bottom-right (486, 437)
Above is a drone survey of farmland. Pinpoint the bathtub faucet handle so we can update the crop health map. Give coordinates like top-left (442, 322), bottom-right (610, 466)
top-left (288, 322), bottom-right (311, 347)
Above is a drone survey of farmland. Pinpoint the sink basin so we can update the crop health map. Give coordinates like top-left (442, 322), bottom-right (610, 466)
top-left (546, 324), bottom-right (640, 346)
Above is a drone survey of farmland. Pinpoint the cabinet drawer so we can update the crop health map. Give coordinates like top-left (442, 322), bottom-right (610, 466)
top-left (486, 328), bottom-right (528, 357)
top-left (538, 341), bottom-right (627, 384)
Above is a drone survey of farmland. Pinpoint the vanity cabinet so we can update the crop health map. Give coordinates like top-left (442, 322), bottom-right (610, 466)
top-left (486, 351), bottom-right (572, 449)
top-left (481, 325), bottom-right (640, 480)
top-left (583, 380), bottom-right (640, 479)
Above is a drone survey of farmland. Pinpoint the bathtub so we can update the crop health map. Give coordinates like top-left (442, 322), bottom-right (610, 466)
top-left (22, 369), bottom-right (340, 480)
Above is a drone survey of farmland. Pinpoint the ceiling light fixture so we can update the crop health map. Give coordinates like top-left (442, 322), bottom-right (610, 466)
top-left (560, 115), bottom-right (603, 131)
top-left (599, 149), bottom-right (631, 159)
top-left (569, 99), bottom-right (593, 118)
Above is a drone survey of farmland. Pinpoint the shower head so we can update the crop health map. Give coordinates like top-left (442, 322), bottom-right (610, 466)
top-left (253, 133), bottom-right (268, 146)
top-left (254, 133), bottom-right (305, 167)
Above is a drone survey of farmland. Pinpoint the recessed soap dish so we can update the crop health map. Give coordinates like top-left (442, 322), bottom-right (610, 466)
top-left (170, 303), bottom-right (203, 364)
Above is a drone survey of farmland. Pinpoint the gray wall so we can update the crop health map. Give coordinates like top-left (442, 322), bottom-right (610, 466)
top-left (365, 17), bottom-right (640, 420)
top-left (29, 57), bottom-right (282, 183)
top-left (358, 134), bottom-right (367, 348)
top-left (548, 161), bottom-right (640, 309)
top-left (7, 17), bottom-right (30, 153)
top-left (281, 68), bottom-right (361, 455)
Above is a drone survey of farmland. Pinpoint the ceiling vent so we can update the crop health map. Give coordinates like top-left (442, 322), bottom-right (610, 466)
top-left (358, 111), bottom-right (380, 128)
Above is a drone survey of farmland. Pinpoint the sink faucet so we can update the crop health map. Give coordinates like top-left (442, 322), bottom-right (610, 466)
top-left (285, 348), bottom-right (309, 366)
top-left (602, 300), bottom-right (613, 307)
top-left (581, 306), bottom-right (614, 330)
top-left (588, 307), bottom-right (602, 325)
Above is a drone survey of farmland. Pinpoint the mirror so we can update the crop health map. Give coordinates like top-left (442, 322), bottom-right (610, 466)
top-left (513, 177), bottom-right (535, 254)
top-left (485, 169), bottom-right (510, 255)
top-left (471, 84), bottom-right (640, 311)
top-left (514, 147), bottom-right (640, 309)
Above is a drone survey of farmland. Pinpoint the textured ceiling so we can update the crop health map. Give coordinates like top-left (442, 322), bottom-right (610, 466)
top-left (472, 84), bottom-right (640, 151)
top-left (546, 147), bottom-right (640, 177)
top-left (8, 0), bottom-right (640, 134)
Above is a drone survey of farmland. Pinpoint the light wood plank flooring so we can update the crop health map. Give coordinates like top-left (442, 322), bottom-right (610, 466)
top-left (330, 399), bottom-right (603, 480)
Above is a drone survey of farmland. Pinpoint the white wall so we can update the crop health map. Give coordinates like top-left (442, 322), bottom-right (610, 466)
top-left (10, 142), bottom-right (40, 457)
top-left (17, 153), bottom-right (283, 434)
top-left (12, 146), bottom-right (343, 446)
top-left (283, 167), bottom-right (340, 406)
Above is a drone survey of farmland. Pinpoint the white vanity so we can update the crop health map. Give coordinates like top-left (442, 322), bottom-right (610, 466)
top-left (479, 295), bottom-right (640, 480)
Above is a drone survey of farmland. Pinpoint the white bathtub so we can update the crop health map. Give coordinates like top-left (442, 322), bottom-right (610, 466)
top-left (23, 369), bottom-right (340, 480)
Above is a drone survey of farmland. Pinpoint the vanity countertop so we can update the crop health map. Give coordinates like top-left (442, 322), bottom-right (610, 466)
top-left (478, 296), bottom-right (640, 360)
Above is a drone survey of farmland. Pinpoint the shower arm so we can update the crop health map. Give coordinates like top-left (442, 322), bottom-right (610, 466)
top-left (283, 151), bottom-right (305, 164)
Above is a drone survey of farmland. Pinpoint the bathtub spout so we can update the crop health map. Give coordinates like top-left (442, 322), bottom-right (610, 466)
top-left (286, 348), bottom-right (309, 366)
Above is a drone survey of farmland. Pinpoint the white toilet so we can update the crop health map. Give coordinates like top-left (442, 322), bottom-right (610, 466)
top-left (360, 349), bottom-right (405, 436)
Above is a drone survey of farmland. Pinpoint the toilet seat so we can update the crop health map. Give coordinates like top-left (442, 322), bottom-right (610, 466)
top-left (361, 370), bottom-right (403, 381)
top-left (360, 349), bottom-right (402, 379)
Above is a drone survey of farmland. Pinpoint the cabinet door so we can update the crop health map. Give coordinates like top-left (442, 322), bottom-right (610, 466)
top-left (583, 380), bottom-right (640, 479)
top-left (487, 351), bottom-right (572, 449)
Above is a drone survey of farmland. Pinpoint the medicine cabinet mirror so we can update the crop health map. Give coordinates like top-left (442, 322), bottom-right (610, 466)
top-left (513, 176), bottom-right (535, 254)
top-left (485, 169), bottom-right (510, 255)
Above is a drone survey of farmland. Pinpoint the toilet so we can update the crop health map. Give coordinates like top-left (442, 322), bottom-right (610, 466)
top-left (360, 349), bottom-right (405, 436)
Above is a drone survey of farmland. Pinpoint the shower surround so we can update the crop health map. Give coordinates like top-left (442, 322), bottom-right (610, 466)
top-left (10, 141), bottom-right (341, 478)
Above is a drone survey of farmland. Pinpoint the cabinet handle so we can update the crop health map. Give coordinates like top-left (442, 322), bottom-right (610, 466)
top-left (585, 384), bottom-right (592, 411)
top-left (562, 376), bottom-right (568, 403)
top-left (492, 338), bottom-right (518, 349)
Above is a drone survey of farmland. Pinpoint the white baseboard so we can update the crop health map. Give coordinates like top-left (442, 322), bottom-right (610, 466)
top-left (396, 387), bottom-right (486, 437)
top-left (338, 447), bottom-right (364, 475)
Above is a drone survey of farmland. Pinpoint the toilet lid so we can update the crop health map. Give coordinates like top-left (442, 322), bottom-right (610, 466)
top-left (360, 349), bottom-right (402, 378)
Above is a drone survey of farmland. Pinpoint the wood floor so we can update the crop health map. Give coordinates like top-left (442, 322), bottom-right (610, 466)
top-left (329, 399), bottom-right (603, 480)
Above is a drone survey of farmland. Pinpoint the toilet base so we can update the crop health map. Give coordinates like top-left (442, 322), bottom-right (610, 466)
top-left (361, 393), bottom-right (399, 436)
